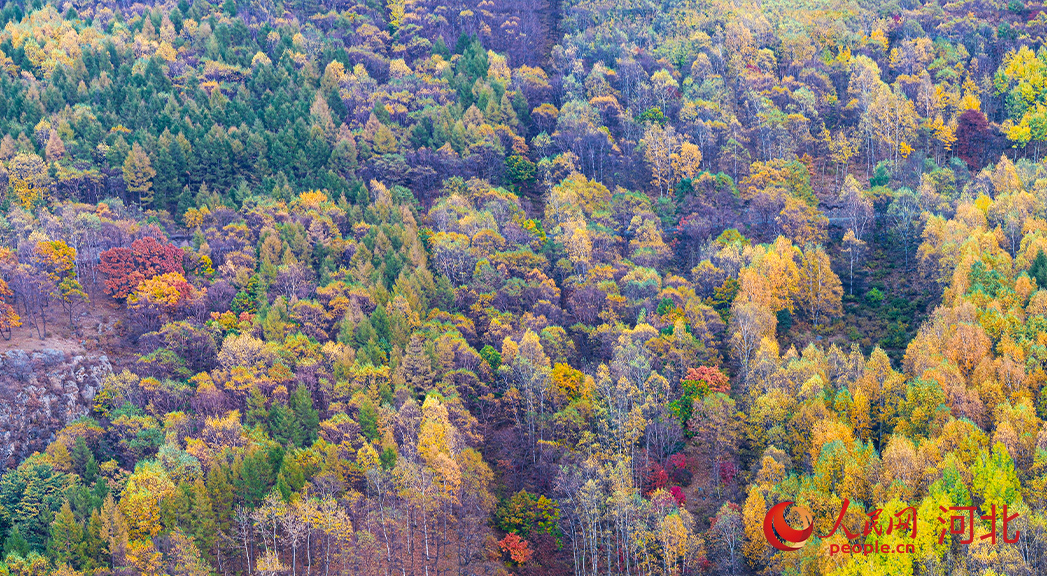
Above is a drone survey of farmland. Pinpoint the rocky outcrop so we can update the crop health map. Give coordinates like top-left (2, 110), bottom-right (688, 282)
top-left (0, 350), bottom-right (112, 467)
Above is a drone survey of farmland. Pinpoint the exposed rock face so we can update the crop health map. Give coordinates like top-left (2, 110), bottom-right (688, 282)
top-left (0, 350), bottom-right (112, 468)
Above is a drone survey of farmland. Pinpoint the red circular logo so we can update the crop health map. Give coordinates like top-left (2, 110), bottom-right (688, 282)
top-left (763, 501), bottom-right (814, 551)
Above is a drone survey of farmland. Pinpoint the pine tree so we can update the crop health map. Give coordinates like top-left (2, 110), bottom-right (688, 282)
top-left (233, 449), bottom-right (275, 507)
top-left (123, 143), bottom-right (156, 207)
top-left (245, 386), bottom-right (269, 429)
top-left (161, 482), bottom-right (193, 534)
top-left (172, 133), bottom-right (189, 185)
top-left (190, 478), bottom-right (218, 562)
top-left (176, 185), bottom-right (195, 219)
top-left (5, 525), bottom-right (30, 558)
top-left (231, 275), bottom-right (262, 315)
top-left (47, 501), bottom-right (85, 569)
top-left (153, 134), bottom-right (178, 211)
top-left (330, 136), bottom-right (358, 176)
top-left (45, 130), bottom-right (65, 162)
top-left (98, 494), bottom-right (128, 567)
top-left (205, 464), bottom-right (234, 563)
top-left (289, 384), bottom-right (319, 446)
top-left (70, 437), bottom-right (91, 478)
top-left (85, 509), bottom-right (106, 569)
top-left (396, 333), bottom-right (434, 391)
top-left (268, 400), bottom-right (304, 447)
top-left (84, 458), bottom-right (100, 486)
top-left (1029, 249), bottom-right (1047, 289)
top-left (261, 297), bottom-right (290, 341)
top-left (358, 397), bottom-right (380, 441)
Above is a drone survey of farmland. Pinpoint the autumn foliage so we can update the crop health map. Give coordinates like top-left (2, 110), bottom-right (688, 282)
top-left (0, 277), bottom-right (20, 338)
top-left (4, 0), bottom-right (1047, 575)
top-left (99, 237), bottom-right (184, 299)
top-left (682, 366), bottom-right (729, 394)
top-left (498, 533), bottom-right (534, 566)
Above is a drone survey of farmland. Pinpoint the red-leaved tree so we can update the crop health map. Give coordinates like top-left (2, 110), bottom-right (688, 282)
top-left (498, 533), bottom-right (534, 565)
top-left (99, 236), bottom-right (184, 299)
top-left (683, 366), bottom-right (730, 393)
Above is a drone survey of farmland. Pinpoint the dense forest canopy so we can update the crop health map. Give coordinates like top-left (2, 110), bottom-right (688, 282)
top-left (0, 0), bottom-right (1045, 575)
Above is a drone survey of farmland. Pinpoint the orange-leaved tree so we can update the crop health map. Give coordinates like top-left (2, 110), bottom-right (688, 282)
top-left (128, 272), bottom-right (204, 333)
top-left (33, 240), bottom-right (88, 327)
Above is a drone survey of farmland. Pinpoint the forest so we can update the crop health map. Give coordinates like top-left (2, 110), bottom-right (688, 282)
top-left (0, 0), bottom-right (1043, 574)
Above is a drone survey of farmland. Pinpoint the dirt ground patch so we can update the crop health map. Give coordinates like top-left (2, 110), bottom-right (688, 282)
top-left (0, 294), bottom-right (126, 355)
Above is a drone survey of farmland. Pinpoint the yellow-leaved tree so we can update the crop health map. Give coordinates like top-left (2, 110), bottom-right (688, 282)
top-left (796, 244), bottom-right (843, 328)
top-left (123, 142), bottom-right (156, 207)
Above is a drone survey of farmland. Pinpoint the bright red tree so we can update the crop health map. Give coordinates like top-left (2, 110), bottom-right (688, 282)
top-left (99, 236), bottom-right (184, 299)
top-left (683, 366), bottom-right (730, 393)
top-left (497, 533), bottom-right (534, 565)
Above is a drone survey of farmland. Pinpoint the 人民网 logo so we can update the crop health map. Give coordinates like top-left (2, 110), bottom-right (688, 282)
top-left (763, 501), bottom-right (814, 551)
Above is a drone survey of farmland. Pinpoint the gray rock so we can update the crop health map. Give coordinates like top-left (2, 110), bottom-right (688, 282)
top-left (0, 352), bottom-right (113, 468)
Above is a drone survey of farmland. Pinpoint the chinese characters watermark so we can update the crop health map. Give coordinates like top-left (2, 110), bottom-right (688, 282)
top-left (762, 499), bottom-right (1021, 556)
